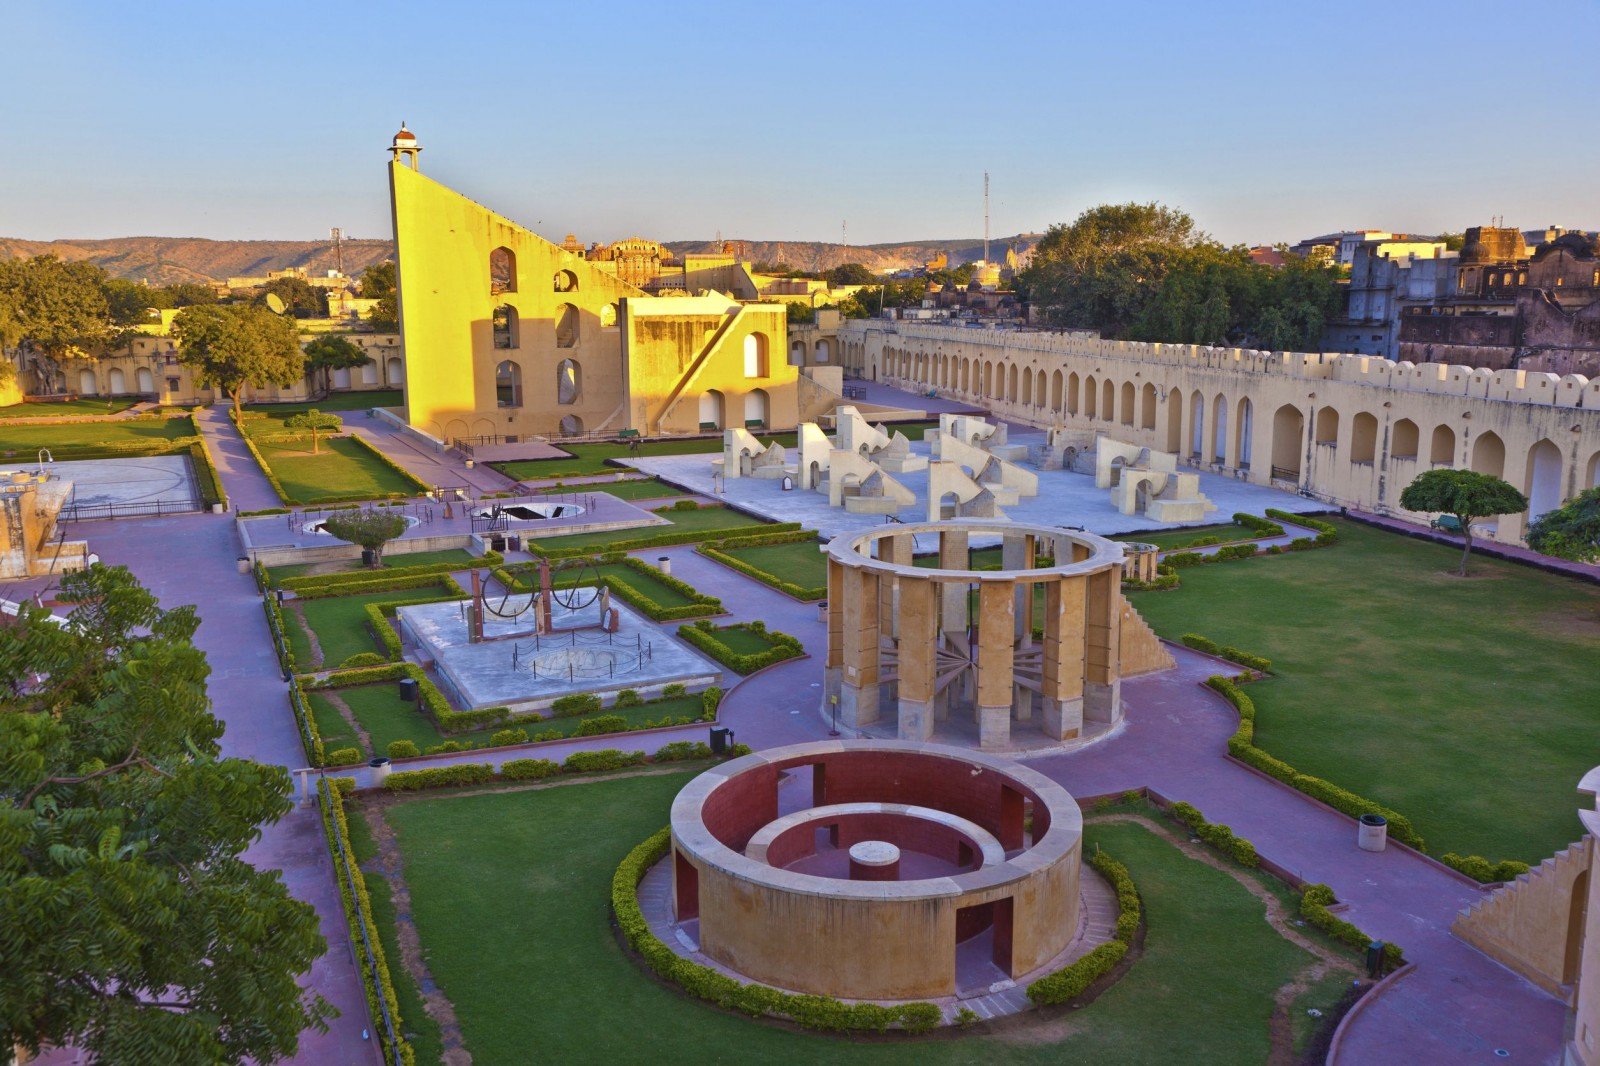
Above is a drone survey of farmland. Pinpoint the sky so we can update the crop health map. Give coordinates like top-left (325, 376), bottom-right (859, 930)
top-left (4, 0), bottom-right (1597, 248)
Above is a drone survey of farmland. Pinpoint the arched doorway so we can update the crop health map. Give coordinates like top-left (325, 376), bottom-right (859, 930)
top-left (1314, 407), bottom-right (1340, 446)
top-left (108, 367), bottom-right (126, 394)
top-left (1235, 398), bottom-right (1253, 469)
top-left (136, 367), bottom-right (154, 394)
top-left (386, 357), bottom-right (404, 384)
top-left (1391, 418), bottom-right (1419, 461)
top-left (1066, 372), bottom-right (1080, 415)
top-left (1525, 438), bottom-right (1563, 521)
top-left (1431, 425), bottom-right (1457, 465)
top-left (1212, 393), bottom-right (1229, 463)
top-left (815, 339), bottom-right (831, 364)
top-left (1085, 376), bottom-right (1097, 419)
top-left (1121, 381), bottom-right (1135, 426)
top-left (495, 360), bottom-right (522, 407)
top-left (1566, 870), bottom-right (1589, 986)
top-left (745, 388), bottom-right (769, 429)
top-left (1189, 392), bottom-right (1205, 458)
top-left (1272, 404), bottom-right (1304, 479)
top-left (698, 390), bottom-right (725, 430)
top-left (1351, 413), bottom-right (1378, 464)
top-left (1471, 431), bottom-right (1506, 479)
top-left (79, 368), bottom-right (97, 395)
top-left (1166, 388), bottom-right (1184, 453)
top-left (1101, 379), bottom-right (1115, 421)
top-left (1140, 383), bottom-right (1157, 430)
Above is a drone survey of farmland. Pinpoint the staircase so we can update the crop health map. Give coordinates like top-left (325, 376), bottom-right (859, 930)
top-left (1453, 836), bottom-right (1592, 996)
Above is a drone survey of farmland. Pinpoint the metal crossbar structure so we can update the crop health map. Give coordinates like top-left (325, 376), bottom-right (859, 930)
top-left (59, 496), bottom-right (202, 523)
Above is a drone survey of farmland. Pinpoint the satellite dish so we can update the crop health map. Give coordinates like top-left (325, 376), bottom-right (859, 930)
top-left (265, 292), bottom-right (287, 314)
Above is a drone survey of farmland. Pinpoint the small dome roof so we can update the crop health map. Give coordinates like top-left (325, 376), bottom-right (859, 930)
top-left (392, 125), bottom-right (416, 143)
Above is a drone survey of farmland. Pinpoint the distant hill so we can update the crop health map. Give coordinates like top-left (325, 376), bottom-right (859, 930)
top-left (0, 232), bottom-right (1043, 284)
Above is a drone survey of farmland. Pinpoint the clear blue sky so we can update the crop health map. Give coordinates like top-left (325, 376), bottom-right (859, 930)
top-left (6, 0), bottom-right (1596, 248)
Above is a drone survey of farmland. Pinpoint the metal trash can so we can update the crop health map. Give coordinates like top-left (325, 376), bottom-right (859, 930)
top-left (1358, 813), bottom-right (1388, 852)
top-left (658, 555), bottom-right (672, 576)
top-left (1365, 940), bottom-right (1387, 978)
top-left (236, 556), bottom-right (251, 574)
top-left (817, 600), bottom-right (828, 623)
top-left (398, 677), bottom-right (420, 703)
top-left (361, 548), bottom-right (377, 567)
top-left (709, 726), bottom-right (733, 755)
top-left (368, 757), bottom-right (392, 785)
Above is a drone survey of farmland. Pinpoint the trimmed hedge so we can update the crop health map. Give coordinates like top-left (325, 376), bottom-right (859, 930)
top-left (288, 679), bottom-right (324, 767)
top-left (612, 827), bottom-right (941, 1031)
top-left (1123, 561), bottom-right (1181, 592)
top-left (277, 550), bottom-right (501, 593)
top-left (387, 739), bottom-right (420, 759)
top-left (1207, 675), bottom-right (1424, 850)
top-left (677, 621), bottom-right (803, 674)
top-left (317, 779), bottom-right (416, 1066)
top-left (1301, 883), bottom-right (1404, 968)
top-left (698, 528), bottom-right (827, 600)
top-left (501, 757), bottom-right (561, 780)
top-left (1027, 848), bottom-right (1138, 1004)
top-left (1166, 800), bottom-right (1260, 867)
top-left (528, 518), bottom-right (804, 560)
top-left (1265, 509), bottom-right (1339, 546)
top-left (604, 557), bottom-right (722, 621)
top-left (187, 437), bottom-right (227, 509)
top-left (347, 432), bottom-right (433, 496)
top-left (564, 748), bottom-right (646, 773)
top-left (1179, 633), bottom-right (1272, 673)
top-left (1439, 853), bottom-right (1532, 883)
top-left (285, 571), bottom-right (466, 601)
top-left (1232, 512), bottom-right (1286, 538)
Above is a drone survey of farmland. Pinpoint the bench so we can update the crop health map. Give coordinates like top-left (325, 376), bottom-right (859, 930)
top-left (1430, 515), bottom-right (1464, 534)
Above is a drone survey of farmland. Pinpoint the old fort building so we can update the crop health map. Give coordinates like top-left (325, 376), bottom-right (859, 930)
top-left (790, 318), bottom-right (1600, 547)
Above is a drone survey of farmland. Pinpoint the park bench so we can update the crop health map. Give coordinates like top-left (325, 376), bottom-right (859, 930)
top-left (1430, 515), bottom-right (1464, 535)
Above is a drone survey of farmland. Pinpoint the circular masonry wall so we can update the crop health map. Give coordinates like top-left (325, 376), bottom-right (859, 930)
top-left (668, 740), bottom-right (1083, 1001)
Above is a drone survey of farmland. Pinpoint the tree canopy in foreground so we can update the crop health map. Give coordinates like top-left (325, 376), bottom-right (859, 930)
top-left (0, 565), bottom-right (332, 1062)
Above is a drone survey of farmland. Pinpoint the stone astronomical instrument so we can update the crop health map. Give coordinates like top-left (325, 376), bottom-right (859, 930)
top-left (821, 519), bottom-right (1130, 749)
top-left (667, 740), bottom-right (1083, 1000)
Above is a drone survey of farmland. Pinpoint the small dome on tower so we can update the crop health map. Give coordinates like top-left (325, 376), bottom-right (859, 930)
top-left (393, 124), bottom-right (416, 143)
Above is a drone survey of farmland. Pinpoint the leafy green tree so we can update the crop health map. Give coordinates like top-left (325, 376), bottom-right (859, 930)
top-left (321, 508), bottom-right (409, 566)
top-left (102, 279), bottom-right (172, 325)
top-left (1527, 486), bottom-right (1600, 563)
top-left (258, 277), bottom-right (327, 318)
top-left (824, 262), bottom-right (876, 285)
top-left (1399, 468), bottom-right (1529, 576)
top-left (0, 564), bottom-right (333, 1062)
top-left (172, 304), bottom-right (305, 418)
top-left (161, 283), bottom-right (220, 308)
top-left (786, 302), bottom-right (816, 325)
top-left (361, 262), bottom-right (398, 330)
top-left (302, 334), bottom-right (370, 395)
top-left (0, 255), bottom-right (128, 394)
top-left (284, 408), bottom-right (342, 453)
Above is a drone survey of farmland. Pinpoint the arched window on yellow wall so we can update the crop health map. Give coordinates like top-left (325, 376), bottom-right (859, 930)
top-left (556, 358), bottom-right (581, 404)
top-left (495, 360), bottom-right (522, 407)
top-left (555, 304), bottom-right (579, 348)
top-left (600, 303), bottom-right (618, 329)
top-left (492, 305), bottom-right (518, 349)
top-left (490, 247), bottom-right (517, 295)
top-left (554, 269), bottom-right (579, 293)
top-left (743, 334), bottom-right (769, 378)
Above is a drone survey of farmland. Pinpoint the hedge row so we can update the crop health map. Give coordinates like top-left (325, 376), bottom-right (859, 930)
top-left (383, 740), bottom-right (747, 792)
top-left (280, 550), bottom-right (502, 593)
top-left (1232, 512), bottom-right (1286, 538)
top-left (1301, 883), bottom-right (1404, 969)
top-left (317, 779), bottom-right (417, 1066)
top-left (1438, 853), bottom-right (1532, 883)
top-left (1265, 509), bottom-right (1339, 545)
top-left (1166, 800), bottom-right (1260, 867)
top-left (1026, 848), bottom-right (1138, 1005)
top-left (698, 529), bottom-right (827, 601)
top-left (232, 410), bottom-right (294, 504)
top-left (528, 519), bottom-right (804, 560)
top-left (289, 678), bottom-right (324, 767)
top-left (1179, 633), bottom-right (1272, 673)
top-left (677, 620), bottom-right (804, 674)
top-left (187, 437), bottom-right (227, 509)
top-left (603, 557), bottom-right (722, 621)
top-left (1207, 675), bottom-right (1424, 850)
top-left (347, 432), bottom-right (433, 496)
top-left (361, 590), bottom-right (467, 662)
top-left (291, 572), bottom-right (465, 602)
top-left (613, 827), bottom-right (942, 1031)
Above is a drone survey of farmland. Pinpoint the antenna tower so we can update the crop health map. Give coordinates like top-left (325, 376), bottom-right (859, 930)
top-left (331, 227), bottom-right (343, 274)
top-left (983, 172), bottom-right (990, 263)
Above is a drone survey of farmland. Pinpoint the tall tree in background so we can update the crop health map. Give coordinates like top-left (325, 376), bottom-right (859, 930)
top-left (258, 276), bottom-right (327, 318)
top-left (303, 334), bottom-right (370, 395)
top-left (0, 256), bottom-right (128, 394)
top-left (0, 565), bottom-right (333, 1062)
top-left (361, 261), bottom-right (398, 330)
top-left (172, 303), bottom-right (304, 417)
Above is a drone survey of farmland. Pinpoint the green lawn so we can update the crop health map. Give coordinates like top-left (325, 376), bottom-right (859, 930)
top-left (503, 560), bottom-right (708, 612)
top-left (533, 477), bottom-right (683, 501)
top-left (306, 691), bottom-right (362, 753)
top-left (376, 776), bottom-right (1320, 1064)
top-left (527, 506), bottom-right (768, 552)
top-left (1128, 517), bottom-right (1600, 862)
top-left (0, 397), bottom-right (140, 418)
top-left (1114, 522), bottom-right (1261, 551)
top-left (0, 414), bottom-right (193, 455)
top-left (254, 435), bottom-right (421, 504)
top-left (244, 389), bottom-right (404, 428)
top-left (269, 548), bottom-right (478, 584)
top-left (492, 422), bottom-right (939, 481)
top-left (700, 623), bottom-right (780, 657)
top-left (286, 584), bottom-right (457, 668)
top-left (718, 540), bottom-right (827, 593)
top-left (524, 694), bottom-right (706, 738)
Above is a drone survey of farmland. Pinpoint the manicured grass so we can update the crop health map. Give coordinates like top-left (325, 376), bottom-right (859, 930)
top-left (377, 778), bottom-right (1319, 1064)
top-left (244, 389), bottom-right (404, 428)
top-left (526, 694), bottom-right (706, 738)
top-left (286, 584), bottom-right (457, 668)
top-left (268, 548), bottom-right (478, 584)
top-left (1128, 517), bottom-right (1600, 862)
top-left (718, 540), bottom-right (827, 593)
top-left (336, 683), bottom-right (453, 754)
top-left (306, 691), bottom-right (361, 753)
top-left (1115, 523), bottom-right (1260, 551)
top-left (533, 477), bottom-right (682, 501)
top-left (527, 506), bottom-right (769, 552)
top-left (698, 623), bottom-right (778, 656)
top-left (0, 397), bottom-right (140, 418)
top-left (492, 422), bottom-right (939, 481)
top-left (253, 435), bottom-right (420, 504)
top-left (0, 414), bottom-right (193, 454)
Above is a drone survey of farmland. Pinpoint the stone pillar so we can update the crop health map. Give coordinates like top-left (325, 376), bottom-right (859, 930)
top-left (937, 528), bottom-right (969, 637)
top-left (976, 581), bottom-right (1014, 750)
top-left (822, 557), bottom-right (845, 716)
top-left (839, 566), bottom-right (881, 728)
top-left (1084, 568), bottom-right (1121, 724)
top-left (848, 840), bottom-right (900, 882)
top-left (1001, 534), bottom-right (1036, 639)
top-left (897, 576), bottom-right (938, 741)
top-left (878, 534), bottom-right (912, 640)
top-left (1040, 574), bottom-right (1086, 740)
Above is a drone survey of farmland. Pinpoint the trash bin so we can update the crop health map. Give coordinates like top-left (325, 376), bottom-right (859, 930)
top-left (361, 548), bottom-right (377, 567)
top-left (507, 534), bottom-right (521, 551)
top-left (368, 757), bottom-right (392, 785)
top-left (1358, 813), bottom-right (1388, 852)
top-left (398, 677), bottom-right (420, 703)
top-left (1365, 940), bottom-right (1387, 979)
top-left (658, 555), bottom-right (672, 576)
top-left (710, 726), bottom-right (733, 755)
top-left (236, 556), bottom-right (250, 574)
top-left (817, 600), bottom-right (828, 623)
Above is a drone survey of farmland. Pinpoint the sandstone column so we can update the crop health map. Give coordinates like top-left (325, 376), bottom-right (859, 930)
top-left (822, 556), bottom-right (845, 716)
top-left (896, 575), bottom-right (938, 741)
top-left (976, 581), bottom-right (1014, 750)
top-left (1084, 568), bottom-right (1121, 724)
top-left (1040, 574), bottom-right (1086, 740)
top-left (937, 528), bottom-right (968, 637)
top-left (840, 565), bottom-right (881, 728)
top-left (878, 533), bottom-right (912, 640)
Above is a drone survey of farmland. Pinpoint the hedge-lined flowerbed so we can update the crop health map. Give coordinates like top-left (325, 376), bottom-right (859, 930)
top-left (1266, 509), bottom-right (1339, 545)
top-left (677, 620), bottom-right (803, 674)
top-left (187, 435), bottom-right (227, 509)
top-left (383, 740), bottom-right (749, 792)
top-left (318, 778), bottom-right (416, 1066)
top-left (288, 571), bottom-right (466, 601)
top-left (1301, 884), bottom-right (1403, 969)
top-left (1027, 848), bottom-right (1138, 1005)
top-left (528, 519), bottom-right (804, 560)
top-left (278, 550), bottom-right (502, 594)
top-left (1179, 633), bottom-right (1272, 673)
top-left (698, 528), bottom-right (827, 600)
top-left (613, 827), bottom-right (942, 1031)
top-left (348, 432), bottom-right (433, 497)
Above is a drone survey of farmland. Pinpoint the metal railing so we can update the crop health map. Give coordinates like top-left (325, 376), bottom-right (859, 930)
top-left (59, 496), bottom-right (203, 523)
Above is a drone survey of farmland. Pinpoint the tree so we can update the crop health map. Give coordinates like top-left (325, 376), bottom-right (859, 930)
top-left (102, 279), bottom-right (171, 325)
top-left (0, 564), bottom-right (333, 1062)
top-left (321, 508), bottom-right (409, 567)
top-left (284, 408), bottom-right (342, 454)
top-left (1527, 486), bottom-right (1600, 563)
top-left (0, 255), bottom-right (128, 394)
top-left (258, 277), bottom-right (327, 319)
top-left (824, 262), bottom-right (876, 286)
top-left (1399, 468), bottom-right (1529, 576)
top-left (302, 334), bottom-right (370, 395)
top-left (361, 262), bottom-right (397, 331)
top-left (172, 304), bottom-right (305, 418)
top-left (786, 301), bottom-right (816, 325)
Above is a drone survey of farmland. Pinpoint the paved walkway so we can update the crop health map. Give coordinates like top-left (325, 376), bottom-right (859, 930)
top-left (345, 417), bottom-right (518, 496)
top-left (194, 403), bottom-right (283, 512)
